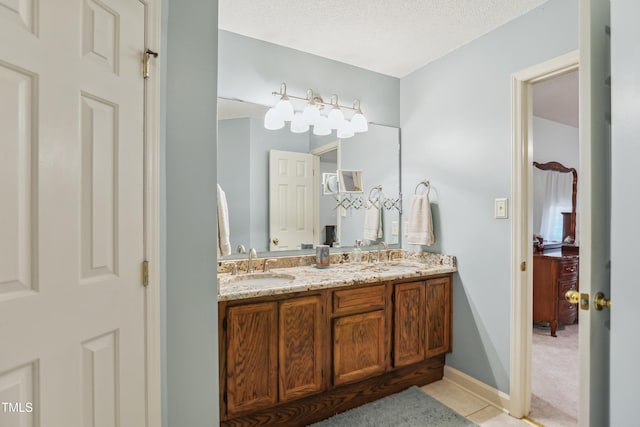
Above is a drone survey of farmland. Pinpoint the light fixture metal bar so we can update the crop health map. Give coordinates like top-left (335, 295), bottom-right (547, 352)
top-left (271, 88), bottom-right (360, 112)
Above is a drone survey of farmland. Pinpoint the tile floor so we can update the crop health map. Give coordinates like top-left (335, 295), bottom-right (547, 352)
top-left (420, 380), bottom-right (533, 426)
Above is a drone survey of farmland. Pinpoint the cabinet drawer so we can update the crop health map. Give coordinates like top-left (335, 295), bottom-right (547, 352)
top-left (558, 299), bottom-right (578, 324)
top-left (558, 279), bottom-right (578, 298)
top-left (333, 285), bottom-right (385, 315)
top-left (559, 260), bottom-right (578, 278)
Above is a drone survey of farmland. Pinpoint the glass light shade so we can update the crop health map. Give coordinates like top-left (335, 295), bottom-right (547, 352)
top-left (264, 108), bottom-right (285, 130)
top-left (302, 103), bottom-right (321, 125)
top-left (312, 115), bottom-right (331, 136)
top-left (337, 119), bottom-right (354, 139)
top-left (290, 112), bottom-right (309, 133)
top-left (328, 107), bottom-right (344, 129)
top-left (275, 98), bottom-right (294, 121)
top-left (350, 112), bottom-right (368, 133)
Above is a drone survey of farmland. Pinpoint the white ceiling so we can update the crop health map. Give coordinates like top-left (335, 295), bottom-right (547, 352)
top-left (533, 70), bottom-right (579, 128)
top-left (219, 0), bottom-right (549, 78)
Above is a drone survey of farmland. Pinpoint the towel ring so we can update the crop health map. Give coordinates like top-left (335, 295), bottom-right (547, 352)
top-left (414, 180), bottom-right (430, 196)
top-left (368, 185), bottom-right (383, 203)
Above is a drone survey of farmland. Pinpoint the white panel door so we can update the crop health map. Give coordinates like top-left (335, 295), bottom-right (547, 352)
top-left (269, 150), bottom-right (315, 251)
top-left (579, 0), bottom-right (611, 425)
top-left (0, 1), bottom-right (147, 426)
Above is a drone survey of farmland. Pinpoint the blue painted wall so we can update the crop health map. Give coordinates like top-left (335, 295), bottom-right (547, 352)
top-left (164, 0), bottom-right (219, 425)
top-left (400, 0), bottom-right (579, 393)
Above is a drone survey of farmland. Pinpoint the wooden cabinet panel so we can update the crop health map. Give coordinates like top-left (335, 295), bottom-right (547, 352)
top-left (333, 310), bottom-right (386, 386)
top-left (226, 302), bottom-right (278, 415)
top-left (533, 253), bottom-right (579, 336)
top-left (393, 282), bottom-right (425, 367)
top-left (425, 277), bottom-right (451, 357)
top-left (333, 284), bottom-right (385, 314)
top-left (279, 295), bottom-right (324, 402)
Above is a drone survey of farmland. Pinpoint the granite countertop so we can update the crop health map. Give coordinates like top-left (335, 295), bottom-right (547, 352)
top-left (218, 253), bottom-right (456, 301)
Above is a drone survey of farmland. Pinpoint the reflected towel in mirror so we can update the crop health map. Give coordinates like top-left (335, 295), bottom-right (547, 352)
top-left (363, 202), bottom-right (383, 241)
top-left (406, 194), bottom-right (435, 246)
top-left (217, 184), bottom-right (231, 256)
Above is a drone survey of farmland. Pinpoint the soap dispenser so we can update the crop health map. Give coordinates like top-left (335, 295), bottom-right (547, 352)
top-left (351, 240), bottom-right (363, 264)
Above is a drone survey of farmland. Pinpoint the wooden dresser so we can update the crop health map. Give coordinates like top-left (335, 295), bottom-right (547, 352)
top-left (533, 249), bottom-right (579, 337)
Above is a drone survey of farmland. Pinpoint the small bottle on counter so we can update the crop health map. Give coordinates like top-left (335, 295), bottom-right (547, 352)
top-left (351, 240), bottom-right (363, 264)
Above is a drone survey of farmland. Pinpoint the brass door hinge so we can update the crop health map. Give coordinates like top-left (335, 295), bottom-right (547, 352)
top-left (520, 261), bottom-right (526, 272)
top-left (142, 260), bottom-right (149, 287)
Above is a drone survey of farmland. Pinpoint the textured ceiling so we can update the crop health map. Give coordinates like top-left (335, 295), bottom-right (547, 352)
top-left (219, 0), bottom-right (549, 78)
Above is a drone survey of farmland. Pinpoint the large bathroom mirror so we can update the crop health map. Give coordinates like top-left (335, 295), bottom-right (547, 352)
top-left (532, 161), bottom-right (577, 245)
top-left (217, 98), bottom-right (401, 259)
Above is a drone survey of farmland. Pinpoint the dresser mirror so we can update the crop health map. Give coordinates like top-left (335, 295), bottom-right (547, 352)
top-left (532, 161), bottom-right (578, 246)
top-left (218, 98), bottom-right (401, 259)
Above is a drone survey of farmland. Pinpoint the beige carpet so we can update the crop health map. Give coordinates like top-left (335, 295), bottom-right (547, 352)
top-left (529, 323), bottom-right (579, 427)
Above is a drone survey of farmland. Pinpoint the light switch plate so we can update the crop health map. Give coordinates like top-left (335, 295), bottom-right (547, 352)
top-left (495, 198), bottom-right (508, 219)
top-left (391, 221), bottom-right (399, 236)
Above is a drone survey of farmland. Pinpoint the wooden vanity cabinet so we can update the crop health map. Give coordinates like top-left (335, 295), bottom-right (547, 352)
top-left (220, 273), bottom-right (453, 426)
top-left (533, 252), bottom-right (579, 337)
top-left (393, 282), bottom-right (426, 366)
top-left (278, 295), bottom-right (324, 402)
top-left (393, 277), bottom-right (451, 367)
top-left (425, 277), bottom-right (452, 357)
top-left (332, 285), bottom-right (387, 386)
top-left (223, 295), bottom-right (324, 417)
top-left (225, 302), bottom-right (278, 415)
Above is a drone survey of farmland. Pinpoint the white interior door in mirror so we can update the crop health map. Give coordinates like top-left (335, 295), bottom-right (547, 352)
top-left (269, 150), bottom-right (315, 250)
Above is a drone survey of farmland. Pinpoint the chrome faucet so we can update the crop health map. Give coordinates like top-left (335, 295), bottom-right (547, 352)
top-left (377, 241), bottom-right (388, 263)
top-left (247, 248), bottom-right (257, 273)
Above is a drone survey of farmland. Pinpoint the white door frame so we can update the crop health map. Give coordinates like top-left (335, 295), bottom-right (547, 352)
top-left (311, 140), bottom-right (341, 246)
top-left (141, 0), bottom-right (162, 425)
top-left (509, 50), bottom-right (579, 418)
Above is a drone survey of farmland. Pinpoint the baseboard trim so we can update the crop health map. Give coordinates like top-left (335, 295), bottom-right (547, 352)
top-left (443, 366), bottom-right (511, 413)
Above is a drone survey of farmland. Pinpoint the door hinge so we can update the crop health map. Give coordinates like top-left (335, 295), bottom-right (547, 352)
top-left (142, 260), bottom-right (149, 287)
top-left (222, 317), bottom-right (228, 331)
top-left (520, 261), bottom-right (526, 272)
top-left (143, 49), bottom-right (158, 79)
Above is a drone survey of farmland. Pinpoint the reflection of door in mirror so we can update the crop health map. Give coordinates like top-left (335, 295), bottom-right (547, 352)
top-left (316, 146), bottom-right (339, 246)
top-left (269, 150), bottom-right (315, 251)
top-left (532, 161), bottom-right (577, 244)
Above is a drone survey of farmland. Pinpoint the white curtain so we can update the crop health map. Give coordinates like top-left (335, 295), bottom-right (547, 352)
top-left (534, 169), bottom-right (574, 242)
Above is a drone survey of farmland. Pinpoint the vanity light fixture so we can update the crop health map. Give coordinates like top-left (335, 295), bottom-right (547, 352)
top-left (264, 82), bottom-right (368, 138)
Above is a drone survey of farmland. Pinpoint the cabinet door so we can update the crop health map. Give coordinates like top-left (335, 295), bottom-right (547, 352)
top-left (226, 302), bottom-right (278, 415)
top-left (279, 295), bottom-right (324, 401)
top-left (333, 310), bottom-right (386, 385)
top-left (393, 282), bottom-right (426, 367)
top-left (425, 277), bottom-right (452, 357)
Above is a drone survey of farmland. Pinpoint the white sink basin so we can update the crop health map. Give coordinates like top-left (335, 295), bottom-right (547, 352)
top-left (222, 272), bottom-right (295, 287)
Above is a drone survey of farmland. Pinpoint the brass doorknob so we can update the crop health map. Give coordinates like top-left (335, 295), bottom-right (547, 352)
top-left (565, 290), bottom-right (580, 304)
top-left (272, 237), bottom-right (279, 246)
top-left (594, 292), bottom-right (611, 310)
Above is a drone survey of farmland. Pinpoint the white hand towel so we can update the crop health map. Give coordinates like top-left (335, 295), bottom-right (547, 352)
top-left (217, 184), bottom-right (231, 256)
top-left (363, 203), bottom-right (383, 242)
top-left (406, 194), bottom-right (435, 246)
